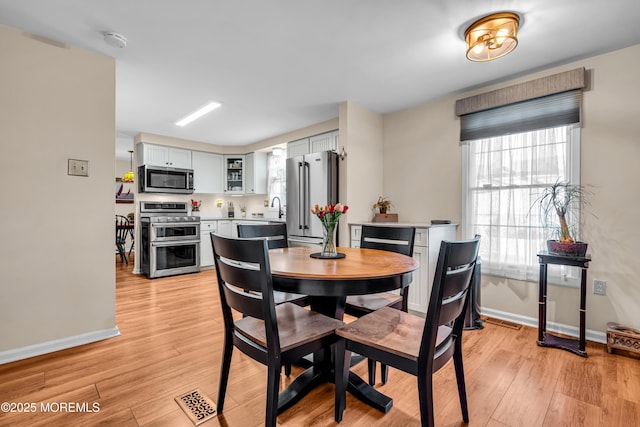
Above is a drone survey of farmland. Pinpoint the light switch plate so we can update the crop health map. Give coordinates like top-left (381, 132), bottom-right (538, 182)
top-left (68, 159), bottom-right (89, 177)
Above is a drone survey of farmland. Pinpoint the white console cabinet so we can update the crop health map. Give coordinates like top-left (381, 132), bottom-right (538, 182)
top-left (349, 223), bottom-right (457, 315)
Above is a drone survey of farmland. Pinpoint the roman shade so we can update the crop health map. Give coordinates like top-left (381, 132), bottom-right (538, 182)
top-left (456, 68), bottom-right (586, 142)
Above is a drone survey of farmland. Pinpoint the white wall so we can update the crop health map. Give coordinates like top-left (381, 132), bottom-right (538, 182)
top-left (382, 44), bottom-right (640, 333)
top-left (339, 101), bottom-right (384, 245)
top-left (0, 25), bottom-right (117, 358)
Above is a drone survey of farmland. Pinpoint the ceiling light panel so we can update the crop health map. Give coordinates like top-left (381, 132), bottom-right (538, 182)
top-left (175, 101), bottom-right (222, 127)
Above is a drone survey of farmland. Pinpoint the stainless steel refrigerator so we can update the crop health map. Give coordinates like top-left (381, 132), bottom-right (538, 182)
top-left (286, 151), bottom-right (339, 247)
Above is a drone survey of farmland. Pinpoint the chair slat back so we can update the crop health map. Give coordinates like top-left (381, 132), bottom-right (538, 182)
top-left (115, 215), bottom-right (130, 243)
top-left (211, 233), bottom-right (277, 323)
top-left (420, 237), bottom-right (480, 362)
top-left (360, 225), bottom-right (416, 256)
top-left (237, 223), bottom-right (289, 249)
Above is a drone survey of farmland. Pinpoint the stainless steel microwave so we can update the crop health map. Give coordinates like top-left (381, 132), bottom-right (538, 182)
top-left (138, 165), bottom-right (194, 194)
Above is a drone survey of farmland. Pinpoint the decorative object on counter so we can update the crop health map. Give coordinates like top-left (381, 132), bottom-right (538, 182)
top-left (372, 196), bottom-right (392, 214)
top-left (228, 201), bottom-right (234, 218)
top-left (240, 205), bottom-right (246, 218)
top-left (311, 203), bottom-right (348, 258)
top-left (216, 199), bottom-right (223, 208)
top-left (372, 196), bottom-right (397, 222)
top-left (191, 199), bottom-right (201, 216)
top-left (533, 179), bottom-right (593, 257)
top-left (606, 322), bottom-right (640, 356)
top-left (373, 213), bottom-right (398, 223)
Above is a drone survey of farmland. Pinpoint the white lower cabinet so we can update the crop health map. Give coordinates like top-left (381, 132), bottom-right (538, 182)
top-left (349, 223), bottom-right (457, 315)
top-left (217, 220), bottom-right (233, 237)
top-left (200, 221), bottom-right (217, 268)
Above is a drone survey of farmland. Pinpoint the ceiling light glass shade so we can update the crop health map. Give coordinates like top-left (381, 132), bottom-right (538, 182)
top-left (465, 12), bottom-right (519, 62)
top-left (122, 150), bottom-right (135, 183)
top-left (272, 147), bottom-right (284, 156)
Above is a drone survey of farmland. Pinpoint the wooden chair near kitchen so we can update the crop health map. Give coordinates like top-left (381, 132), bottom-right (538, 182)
top-left (237, 223), bottom-right (311, 377)
top-left (115, 215), bottom-right (131, 265)
top-left (344, 225), bottom-right (416, 385)
top-left (236, 223), bottom-right (309, 306)
top-left (334, 237), bottom-right (481, 427)
top-left (210, 233), bottom-right (344, 427)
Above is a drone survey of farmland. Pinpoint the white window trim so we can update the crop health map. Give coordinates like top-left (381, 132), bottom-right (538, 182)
top-left (461, 125), bottom-right (582, 287)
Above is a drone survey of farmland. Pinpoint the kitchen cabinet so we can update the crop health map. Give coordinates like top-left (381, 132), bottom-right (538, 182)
top-left (349, 223), bottom-right (457, 315)
top-left (200, 221), bottom-right (217, 268)
top-left (287, 138), bottom-right (310, 158)
top-left (217, 220), bottom-right (232, 237)
top-left (137, 143), bottom-right (192, 169)
top-left (192, 151), bottom-right (224, 194)
top-left (224, 155), bottom-right (245, 194)
top-left (244, 152), bottom-right (267, 194)
top-left (310, 130), bottom-right (339, 153)
top-left (287, 130), bottom-right (339, 158)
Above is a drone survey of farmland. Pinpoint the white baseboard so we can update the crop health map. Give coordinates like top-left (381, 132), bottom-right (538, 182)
top-left (481, 307), bottom-right (606, 344)
top-left (0, 327), bottom-right (121, 365)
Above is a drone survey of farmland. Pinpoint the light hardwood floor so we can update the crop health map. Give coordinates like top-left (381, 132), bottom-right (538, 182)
top-left (1, 255), bottom-right (639, 426)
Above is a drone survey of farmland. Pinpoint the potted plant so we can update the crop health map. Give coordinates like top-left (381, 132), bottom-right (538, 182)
top-left (373, 196), bottom-right (393, 214)
top-left (534, 179), bottom-right (592, 256)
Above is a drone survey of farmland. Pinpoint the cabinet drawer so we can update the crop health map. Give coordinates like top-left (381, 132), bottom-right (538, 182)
top-left (414, 228), bottom-right (429, 247)
top-left (201, 221), bottom-right (217, 231)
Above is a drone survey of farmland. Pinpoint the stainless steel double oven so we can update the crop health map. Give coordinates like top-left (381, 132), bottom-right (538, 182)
top-left (139, 201), bottom-right (200, 278)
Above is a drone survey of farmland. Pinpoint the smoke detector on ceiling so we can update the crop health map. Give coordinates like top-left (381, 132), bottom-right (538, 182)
top-left (103, 32), bottom-right (127, 49)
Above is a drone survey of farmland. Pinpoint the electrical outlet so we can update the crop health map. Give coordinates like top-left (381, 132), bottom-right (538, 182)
top-left (593, 280), bottom-right (607, 295)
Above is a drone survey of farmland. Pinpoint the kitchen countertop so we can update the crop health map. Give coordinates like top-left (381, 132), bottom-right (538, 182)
top-left (200, 216), bottom-right (285, 222)
top-left (348, 221), bottom-right (458, 228)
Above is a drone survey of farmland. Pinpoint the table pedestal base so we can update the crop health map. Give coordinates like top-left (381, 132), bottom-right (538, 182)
top-left (277, 360), bottom-right (393, 414)
top-left (537, 333), bottom-right (587, 358)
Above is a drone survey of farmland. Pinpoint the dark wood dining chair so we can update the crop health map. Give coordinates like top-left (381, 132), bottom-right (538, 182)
top-left (236, 223), bottom-right (309, 307)
top-left (345, 225), bottom-right (416, 385)
top-left (210, 233), bottom-right (344, 427)
top-left (115, 215), bottom-right (130, 265)
top-left (335, 237), bottom-right (481, 427)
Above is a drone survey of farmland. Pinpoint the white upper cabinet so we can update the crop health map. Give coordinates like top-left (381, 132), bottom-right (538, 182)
top-left (191, 151), bottom-right (224, 194)
top-left (310, 130), bottom-right (339, 153)
top-left (287, 130), bottom-right (339, 158)
top-left (287, 138), bottom-right (310, 158)
top-left (138, 143), bottom-right (192, 169)
top-left (245, 152), bottom-right (267, 194)
top-left (224, 155), bottom-right (245, 194)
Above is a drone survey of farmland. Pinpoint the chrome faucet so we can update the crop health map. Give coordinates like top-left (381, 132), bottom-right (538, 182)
top-left (271, 196), bottom-right (284, 219)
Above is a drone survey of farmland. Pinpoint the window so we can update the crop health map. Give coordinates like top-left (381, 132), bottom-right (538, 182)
top-left (462, 124), bottom-right (581, 285)
top-left (267, 150), bottom-right (287, 207)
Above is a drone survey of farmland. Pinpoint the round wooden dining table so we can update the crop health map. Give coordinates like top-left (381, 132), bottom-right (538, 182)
top-left (268, 245), bottom-right (419, 414)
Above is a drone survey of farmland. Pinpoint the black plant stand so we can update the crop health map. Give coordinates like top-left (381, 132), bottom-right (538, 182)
top-left (537, 251), bottom-right (591, 357)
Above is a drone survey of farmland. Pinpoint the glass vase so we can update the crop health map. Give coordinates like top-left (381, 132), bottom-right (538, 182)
top-left (321, 223), bottom-right (338, 257)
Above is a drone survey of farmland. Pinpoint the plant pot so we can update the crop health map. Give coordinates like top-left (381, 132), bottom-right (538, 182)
top-left (547, 240), bottom-right (588, 257)
top-left (379, 207), bottom-right (387, 214)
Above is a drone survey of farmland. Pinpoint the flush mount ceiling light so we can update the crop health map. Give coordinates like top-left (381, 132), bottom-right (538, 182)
top-left (103, 32), bottom-right (127, 49)
top-left (465, 12), bottom-right (519, 62)
top-left (175, 101), bottom-right (222, 127)
top-left (272, 147), bottom-right (284, 156)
